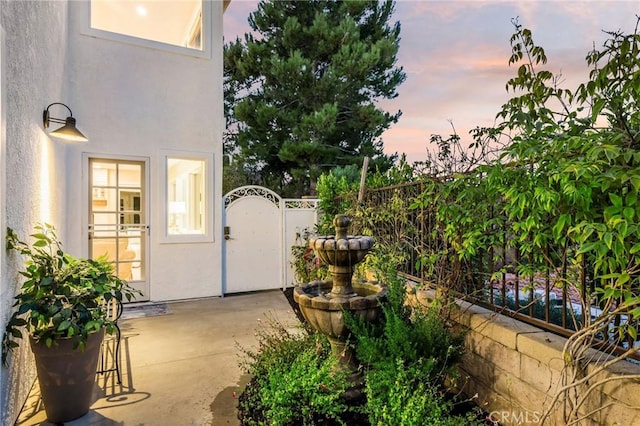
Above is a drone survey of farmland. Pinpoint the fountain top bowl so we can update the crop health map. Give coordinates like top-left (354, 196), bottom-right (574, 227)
top-left (309, 234), bottom-right (374, 251)
top-left (309, 214), bottom-right (374, 251)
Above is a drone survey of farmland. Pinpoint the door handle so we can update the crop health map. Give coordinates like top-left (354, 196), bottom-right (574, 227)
top-left (224, 226), bottom-right (231, 240)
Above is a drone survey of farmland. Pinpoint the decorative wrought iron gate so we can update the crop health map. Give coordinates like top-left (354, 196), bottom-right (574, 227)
top-left (222, 186), bottom-right (319, 294)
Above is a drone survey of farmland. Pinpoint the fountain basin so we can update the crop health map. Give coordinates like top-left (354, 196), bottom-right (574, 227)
top-left (293, 279), bottom-right (387, 339)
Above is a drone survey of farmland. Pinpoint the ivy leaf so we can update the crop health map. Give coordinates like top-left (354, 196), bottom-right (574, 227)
top-left (609, 193), bottom-right (623, 208)
top-left (57, 320), bottom-right (71, 331)
top-left (627, 325), bottom-right (637, 342)
top-left (591, 98), bottom-right (606, 122)
top-left (618, 272), bottom-right (630, 286)
top-left (630, 307), bottom-right (640, 320)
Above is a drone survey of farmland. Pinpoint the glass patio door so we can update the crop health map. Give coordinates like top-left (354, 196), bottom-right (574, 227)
top-left (88, 158), bottom-right (149, 301)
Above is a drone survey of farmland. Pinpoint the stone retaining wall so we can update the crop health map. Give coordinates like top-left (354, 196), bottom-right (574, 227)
top-left (406, 285), bottom-right (640, 425)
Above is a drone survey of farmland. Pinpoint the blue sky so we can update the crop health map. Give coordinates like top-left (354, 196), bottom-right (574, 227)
top-left (224, 1), bottom-right (640, 164)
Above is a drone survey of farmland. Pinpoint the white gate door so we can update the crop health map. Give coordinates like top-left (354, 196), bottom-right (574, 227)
top-left (223, 186), bottom-right (318, 294)
top-left (224, 186), bottom-right (283, 294)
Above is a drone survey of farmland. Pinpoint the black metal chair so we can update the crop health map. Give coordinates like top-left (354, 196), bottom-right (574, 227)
top-left (97, 298), bottom-right (123, 383)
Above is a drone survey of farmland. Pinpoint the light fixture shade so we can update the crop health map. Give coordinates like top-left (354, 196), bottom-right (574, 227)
top-left (49, 117), bottom-right (89, 142)
top-left (43, 103), bottom-right (89, 142)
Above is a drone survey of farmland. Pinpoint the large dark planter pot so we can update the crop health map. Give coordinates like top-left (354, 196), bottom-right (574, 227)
top-left (29, 328), bottom-right (104, 423)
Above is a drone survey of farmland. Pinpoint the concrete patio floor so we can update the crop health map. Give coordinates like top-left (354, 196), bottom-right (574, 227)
top-left (16, 290), bottom-right (300, 426)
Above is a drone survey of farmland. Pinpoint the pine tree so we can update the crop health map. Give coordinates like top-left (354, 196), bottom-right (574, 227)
top-left (224, 0), bottom-right (406, 197)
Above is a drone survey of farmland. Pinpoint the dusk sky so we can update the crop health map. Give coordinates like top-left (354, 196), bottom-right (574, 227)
top-left (223, 1), bottom-right (640, 164)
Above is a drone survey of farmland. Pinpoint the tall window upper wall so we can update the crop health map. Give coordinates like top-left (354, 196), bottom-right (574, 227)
top-left (85, 0), bottom-right (211, 58)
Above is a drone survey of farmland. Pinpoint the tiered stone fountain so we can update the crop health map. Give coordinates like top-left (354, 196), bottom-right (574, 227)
top-left (293, 215), bottom-right (387, 381)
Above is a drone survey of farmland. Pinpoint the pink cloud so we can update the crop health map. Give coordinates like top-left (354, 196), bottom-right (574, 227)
top-left (401, 0), bottom-right (496, 23)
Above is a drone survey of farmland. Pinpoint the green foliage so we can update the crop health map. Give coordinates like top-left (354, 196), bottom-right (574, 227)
top-left (316, 165), bottom-right (360, 232)
top-left (365, 361), bottom-right (478, 426)
top-left (237, 316), bottom-right (355, 425)
top-left (490, 19), bottom-right (640, 326)
top-left (222, 158), bottom-right (251, 195)
top-left (347, 271), bottom-right (471, 425)
top-left (317, 21), bottom-right (640, 316)
top-left (224, 0), bottom-right (405, 197)
top-left (257, 348), bottom-right (352, 426)
top-left (2, 224), bottom-right (140, 366)
top-left (355, 243), bottom-right (409, 283)
top-left (350, 272), bottom-right (464, 379)
top-left (239, 270), bottom-right (482, 425)
top-left (365, 154), bottom-right (420, 189)
top-left (408, 19), bottom-right (640, 339)
top-left (316, 157), bottom-right (422, 234)
top-left (290, 228), bottom-right (329, 284)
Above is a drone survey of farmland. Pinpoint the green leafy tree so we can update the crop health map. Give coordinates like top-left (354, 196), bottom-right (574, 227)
top-left (224, 0), bottom-right (405, 197)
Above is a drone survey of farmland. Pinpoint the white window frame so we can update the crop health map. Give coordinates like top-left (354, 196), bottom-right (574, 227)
top-left (160, 150), bottom-right (214, 244)
top-left (79, 0), bottom-right (212, 59)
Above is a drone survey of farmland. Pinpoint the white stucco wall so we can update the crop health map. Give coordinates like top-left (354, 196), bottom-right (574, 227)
top-left (64, 1), bottom-right (224, 301)
top-left (0, 0), bottom-right (225, 422)
top-left (0, 19), bottom-right (5, 426)
top-left (0, 1), bottom-right (70, 424)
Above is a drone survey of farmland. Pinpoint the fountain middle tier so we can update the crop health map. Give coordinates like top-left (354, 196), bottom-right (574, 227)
top-left (293, 279), bottom-right (386, 341)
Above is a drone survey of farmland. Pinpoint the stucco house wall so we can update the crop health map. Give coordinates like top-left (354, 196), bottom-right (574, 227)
top-left (0, 2), bottom-right (71, 424)
top-left (0, 1), bottom-right (225, 423)
top-left (63, 1), bottom-right (224, 302)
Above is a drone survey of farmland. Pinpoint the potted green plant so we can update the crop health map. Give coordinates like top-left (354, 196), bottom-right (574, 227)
top-left (2, 223), bottom-right (140, 423)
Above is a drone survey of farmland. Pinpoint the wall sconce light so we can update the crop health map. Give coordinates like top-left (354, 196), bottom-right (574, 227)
top-left (43, 102), bottom-right (88, 142)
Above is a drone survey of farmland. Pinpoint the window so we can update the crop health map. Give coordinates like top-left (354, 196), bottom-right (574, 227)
top-left (89, 159), bottom-right (146, 281)
top-left (167, 158), bottom-right (204, 235)
top-left (162, 151), bottom-right (213, 243)
top-left (86, 0), bottom-right (210, 56)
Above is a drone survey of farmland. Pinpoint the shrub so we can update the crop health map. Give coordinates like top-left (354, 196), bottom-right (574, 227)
top-left (347, 271), bottom-right (479, 425)
top-left (316, 166), bottom-right (360, 233)
top-left (290, 228), bottom-right (328, 285)
top-left (256, 347), bottom-right (352, 425)
top-left (366, 360), bottom-right (476, 426)
top-left (237, 315), bottom-right (356, 425)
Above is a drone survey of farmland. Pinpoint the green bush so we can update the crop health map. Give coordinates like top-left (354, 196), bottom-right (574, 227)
top-left (350, 271), bottom-right (464, 372)
top-left (316, 166), bottom-right (360, 233)
top-left (347, 271), bottom-right (480, 425)
top-left (290, 228), bottom-right (329, 285)
top-left (237, 316), bottom-right (355, 425)
top-left (238, 275), bottom-right (483, 425)
top-left (365, 360), bottom-right (476, 426)
top-left (257, 347), bottom-right (352, 425)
